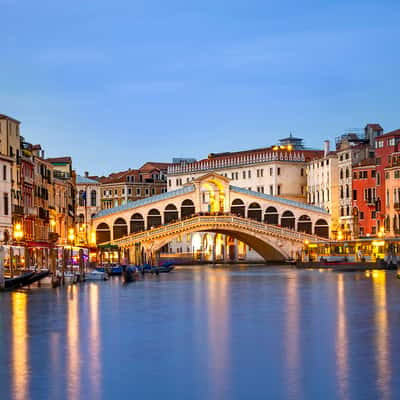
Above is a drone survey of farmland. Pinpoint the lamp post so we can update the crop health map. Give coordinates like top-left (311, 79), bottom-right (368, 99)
top-left (68, 228), bottom-right (75, 272)
top-left (13, 223), bottom-right (24, 275)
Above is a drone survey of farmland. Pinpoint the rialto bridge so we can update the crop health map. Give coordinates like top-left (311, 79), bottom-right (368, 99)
top-left (92, 173), bottom-right (330, 263)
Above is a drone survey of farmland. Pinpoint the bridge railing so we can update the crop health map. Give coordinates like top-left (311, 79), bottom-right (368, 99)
top-left (110, 214), bottom-right (328, 246)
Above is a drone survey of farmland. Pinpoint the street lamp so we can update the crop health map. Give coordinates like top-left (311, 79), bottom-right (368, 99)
top-left (13, 223), bottom-right (24, 274)
top-left (68, 228), bottom-right (75, 271)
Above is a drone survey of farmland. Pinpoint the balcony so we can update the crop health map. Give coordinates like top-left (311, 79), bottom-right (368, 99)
top-left (366, 198), bottom-right (377, 206)
top-left (24, 206), bottom-right (37, 217)
top-left (12, 205), bottom-right (24, 216)
top-left (38, 207), bottom-right (49, 220)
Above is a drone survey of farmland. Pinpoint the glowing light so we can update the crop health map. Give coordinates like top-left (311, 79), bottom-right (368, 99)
top-left (192, 233), bottom-right (202, 251)
top-left (13, 223), bottom-right (23, 240)
top-left (68, 228), bottom-right (75, 243)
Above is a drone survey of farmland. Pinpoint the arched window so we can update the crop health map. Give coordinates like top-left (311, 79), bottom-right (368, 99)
top-left (79, 190), bottom-right (86, 206)
top-left (96, 222), bottom-right (110, 244)
top-left (346, 168), bottom-right (349, 178)
top-left (113, 218), bottom-right (128, 240)
top-left (297, 215), bottom-right (312, 234)
top-left (247, 202), bottom-right (262, 221)
top-left (346, 185), bottom-right (349, 198)
top-left (315, 219), bottom-right (329, 238)
top-left (164, 204), bottom-right (178, 224)
top-left (147, 209), bottom-right (162, 228)
top-left (181, 199), bottom-right (195, 218)
top-left (340, 169), bottom-right (343, 179)
top-left (264, 206), bottom-right (278, 225)
top-left (91, 190), bottom-right (97, 206)
top-left (231, 199), bottom-right (245, 217)
top-left (281, 211), bottom-right (295, 229)
top-left (130, 213), bottom-right (145, 233)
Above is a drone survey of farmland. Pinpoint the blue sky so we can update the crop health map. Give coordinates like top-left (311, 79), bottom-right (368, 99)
top-left (1, 0), bottom-right (399, 175)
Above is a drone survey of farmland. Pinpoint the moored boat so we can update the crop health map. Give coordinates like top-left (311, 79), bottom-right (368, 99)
top-left (86, 270), bottom-right (109, 281)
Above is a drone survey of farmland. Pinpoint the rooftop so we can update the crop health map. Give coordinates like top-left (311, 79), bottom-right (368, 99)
top-left (76, 175), bottom-right (100, 184)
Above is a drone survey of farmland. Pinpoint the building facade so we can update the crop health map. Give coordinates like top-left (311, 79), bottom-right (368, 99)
top-left (306, 141), bottom-right (339, 236)
top-left (76, 173), bottom-right (101, 246)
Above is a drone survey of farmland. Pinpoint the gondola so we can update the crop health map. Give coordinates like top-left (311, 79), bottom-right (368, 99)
top-left (4, 272), bottom-right (35, 289)
top-left (23, 270), bottom-right (50, 286)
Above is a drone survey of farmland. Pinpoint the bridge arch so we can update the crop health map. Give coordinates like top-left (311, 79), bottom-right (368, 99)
top-left (113, 217), bottom-right (128, 240)
top-left (147, 209), bottom-right (162, 228)
top-left (314, 218), bottom-right (329, 238)
top-left (181, 199), bottom-right (195, 218)
top-left (264, 206), bottom-right (279, 225)
top-left (164, 204), bottom-right (179, 224)
top-left (130, 213), bottom-right (145, 233)
top-left (297, 215), bottom-right (312, 234)
top-left (96, 222), bottom-right (111, 244)
top-left (247, 202), bottom-right (262, 221)
top-left (152, 226), bottom-right (290, 261)
top-left (281, 210), bottom-right (295, 229)
top-left (231, 198), bottom-right (245, 217)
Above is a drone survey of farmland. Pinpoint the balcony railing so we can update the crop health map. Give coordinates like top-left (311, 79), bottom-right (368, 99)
top-left (12, 205), bottom-right (24, 216)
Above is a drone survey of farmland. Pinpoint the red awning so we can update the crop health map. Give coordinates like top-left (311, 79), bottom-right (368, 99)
top-left (26, 241), bottom-right (55, 248)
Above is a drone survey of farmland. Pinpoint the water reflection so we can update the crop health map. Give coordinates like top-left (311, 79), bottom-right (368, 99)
top-left (12, 292), bottom-right (29, 400)
top-left (207, 271), bottom-right (230, 397)
top-left (372, 271), bottom-right (391, 400)
top-left (336, 274), bottom-right (349, 399)
top-left (285, 273), bottom-right (300, 398)
top-left (67, 285), bottom-right (80, 399)
top-left (89, 284), bottom-right (101, 399)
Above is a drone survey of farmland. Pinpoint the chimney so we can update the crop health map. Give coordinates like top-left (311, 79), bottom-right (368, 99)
top-left (84, 171), bottom-right (89, 178)
top-left (324, 140), bottom-right (330, 156)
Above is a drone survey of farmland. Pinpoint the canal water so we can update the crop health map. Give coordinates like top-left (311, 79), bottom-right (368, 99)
top-left (0, 266), bottom-right (400, 400)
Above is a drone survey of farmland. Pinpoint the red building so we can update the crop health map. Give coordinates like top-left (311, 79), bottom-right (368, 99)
top-left (375, 129), bottom-right (400, 232)
top-left (352, 162), bottom-right (377, 236)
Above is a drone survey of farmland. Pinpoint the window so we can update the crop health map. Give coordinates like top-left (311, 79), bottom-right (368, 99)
top-left (269, 185), bottom-right (273, 195)
top-left (300, 168), bottom-right (304, 176)
top-left (145, 188), bottom-right (149, 196)
top-left (277, 185), bottom-right (281, 195)
top-left (136, 188), bottom-right (141, 195)
top-left (269, 168), bottom-right (273, 176)
top-left (345, 168), bottom-right (349, 178)
top-left (242, 171), bottom-right (246, 179)
top-left (277, 168), bottom-right (281, 176)
top-left (248, 170), bottom-right (251, 179)
top-left (372, 211), bottom-right (376, 219)
top-left (377, 172), bottom-right (381, 185)
top-left (128, 188), bottom-right (132, 195)
top-left (4, 193), bottom-right (8, 216)
top-left (372, 170), bottom-right (376, 178)
top-left (3, 165), bottom-right (6, 181)
top-left (168, 179), bottom-right (171, 187)
top-left (360, 211), bottom-right (364, 220)
top-left (353, 190), bottom-right (357, 200)
top-left (90, 190), bottom-right (97, 206)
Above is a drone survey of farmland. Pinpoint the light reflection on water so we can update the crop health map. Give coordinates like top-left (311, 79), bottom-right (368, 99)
top-left (12, 292), bottom-right (28, 400)
top-left (336, 274), bottom-right (349, 400)
top-left (1, 266), bottom-right (400, 400)
top-left (372, 271), bottom-right (392, 400)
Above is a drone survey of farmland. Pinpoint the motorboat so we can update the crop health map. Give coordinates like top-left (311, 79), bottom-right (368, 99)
top-left (85, 270), bottom-right (109, 281)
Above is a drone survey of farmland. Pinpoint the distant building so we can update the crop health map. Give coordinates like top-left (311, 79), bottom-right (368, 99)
top-left (98, 162), bottom-right (171, 210)
top-left (76, 172), bottom-right (101, 246)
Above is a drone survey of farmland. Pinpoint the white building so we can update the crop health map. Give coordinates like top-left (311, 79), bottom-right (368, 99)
top-left (0, 154), bottom-right (13, 242)
top-left (306, 141), bottom-right (339, 234)
top-left (76, 173), bottom-right (101, 246)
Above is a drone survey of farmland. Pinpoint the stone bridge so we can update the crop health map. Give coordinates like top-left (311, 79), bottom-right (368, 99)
top-left (92, 172), bottom-right (330, 262)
